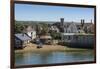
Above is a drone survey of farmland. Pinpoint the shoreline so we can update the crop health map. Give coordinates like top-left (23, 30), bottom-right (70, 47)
top-left (15, 43), bottom-right (92, 53)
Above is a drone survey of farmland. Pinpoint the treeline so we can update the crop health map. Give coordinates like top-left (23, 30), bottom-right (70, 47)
top-left (15, 21), bottom-right (50, 34)
top-left (15, 21), bottom-right (61, 39)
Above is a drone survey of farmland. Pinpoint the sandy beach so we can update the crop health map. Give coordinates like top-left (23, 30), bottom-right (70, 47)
top-left (15, 43), bottom-right (91, 53)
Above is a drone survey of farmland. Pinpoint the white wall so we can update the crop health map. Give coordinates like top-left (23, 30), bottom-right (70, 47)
top-left (27, 31), bottom-right (36, 39)
top-left (0, 0), bottom-right (100, 69)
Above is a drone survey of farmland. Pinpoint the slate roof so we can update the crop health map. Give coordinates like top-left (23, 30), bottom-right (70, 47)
top-left (63, 22), bottom-right (92, 29)
top-left (15, 33), bottom-right (31, 41)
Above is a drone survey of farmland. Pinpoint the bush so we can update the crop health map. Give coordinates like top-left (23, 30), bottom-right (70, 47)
top-left (50, 32), bottom-right (61, 40)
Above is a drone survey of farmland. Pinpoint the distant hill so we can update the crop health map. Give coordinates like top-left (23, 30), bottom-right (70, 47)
top-left (15, 21), bottom-right (59, 25)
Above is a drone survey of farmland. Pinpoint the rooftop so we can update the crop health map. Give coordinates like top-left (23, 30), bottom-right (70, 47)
top-left (15, 33), bottom-right (31, 41)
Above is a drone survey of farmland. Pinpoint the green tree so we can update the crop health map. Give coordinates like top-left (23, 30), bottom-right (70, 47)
top-left (50, 32), bottom-right (61, 39)
top-left (39, 23), bottom-right (49, 35)
top-left (15, 21), bottom-right (25, 33)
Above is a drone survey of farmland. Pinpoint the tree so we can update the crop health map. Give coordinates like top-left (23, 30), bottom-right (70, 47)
top-left (15, 21), bottom-right (25, 33)
top-left (50, 32), bottom-right (61, 40)
top-left (38, 23), bottom-right (49, 35)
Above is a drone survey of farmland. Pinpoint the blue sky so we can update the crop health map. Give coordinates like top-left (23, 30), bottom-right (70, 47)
top-left (15, 4), bottom-right (94, 22)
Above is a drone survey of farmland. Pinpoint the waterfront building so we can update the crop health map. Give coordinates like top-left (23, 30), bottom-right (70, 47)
top-left (15, 33), bottom-right (31, 49)
top-left (39, 35), bottom-right (52, 44)
top-left (61, 19), bottom-right (94, 48)
top-left (23, 25), bottom-right (36, 40)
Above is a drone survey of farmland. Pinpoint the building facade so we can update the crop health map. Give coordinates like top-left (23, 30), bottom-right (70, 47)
top-left (15, 33), bottom-right (31, 49)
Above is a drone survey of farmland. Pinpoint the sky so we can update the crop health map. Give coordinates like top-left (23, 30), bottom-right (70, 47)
top-left (15, 4), bottom-right (94, 22)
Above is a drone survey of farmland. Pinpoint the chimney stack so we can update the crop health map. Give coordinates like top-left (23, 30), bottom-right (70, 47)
top-left (60, 18), bottom-right (64, 26)
top-left (83, 19), bottom-right (85, 24)
top-left (81, 19), bottom-right (85, 29)
top-left (81, 19), bottom-right (82, 24)
top-left (91, 19), bottom-right (92, 23)
top-left (60, 18), bottom-right (64, 32)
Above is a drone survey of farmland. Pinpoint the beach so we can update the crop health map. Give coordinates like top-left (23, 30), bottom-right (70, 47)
top-left (15, 43), bottom-right (94, 65)
top-left (15, 43), bottom-right (91, 53)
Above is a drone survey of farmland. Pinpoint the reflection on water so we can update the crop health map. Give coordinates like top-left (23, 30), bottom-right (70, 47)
top-left (15, 50), bottom-right (94, 66)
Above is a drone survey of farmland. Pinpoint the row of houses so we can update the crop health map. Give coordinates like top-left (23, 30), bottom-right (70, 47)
top-left (59, 18), bottom-right (94, 48)
top-left (15, 25), bottom-right (52, 49)
top-left (15, 18), bottom-right (94, 49)
top-left (50, 19), bottom-right (94, 34)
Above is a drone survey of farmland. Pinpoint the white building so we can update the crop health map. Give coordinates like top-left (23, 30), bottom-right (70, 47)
top-left (24, 26), bottom-right (36, 40)
top-left (49, 25), bottom-right (59, 33)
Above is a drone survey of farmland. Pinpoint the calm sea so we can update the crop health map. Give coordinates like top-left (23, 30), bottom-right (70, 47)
top-left (15, 50), bottom-right (94, 66)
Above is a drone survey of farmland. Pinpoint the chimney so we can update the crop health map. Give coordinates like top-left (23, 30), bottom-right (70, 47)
top-left (60, 18), bottom-right (64, 26)
top-left (81, 19), bottom-right (85, 28)
top-left (91, 19), bottom-right (92, 23)
top-left (83, 19), bottom-right (85, 24)
top-left (81, 19), bottom-right (82, 24)
top-left (60, 18), bottom-right (64, 32)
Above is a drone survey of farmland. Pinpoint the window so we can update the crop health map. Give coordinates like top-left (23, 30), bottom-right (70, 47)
top-left (31, 32), bottom-right (33, 35)
top-left (15, 40), bottom-right (20, 44)
top-left (68, 36), bottom-right (71, 40)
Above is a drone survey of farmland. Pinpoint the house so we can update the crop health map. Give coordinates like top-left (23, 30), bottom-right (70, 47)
top-left (61, 19), bottom-right (94, 42)
top-left (83, 23), bottom-right (94, 33)
top-left (61, 33), bottom-right (94, 48)
top-left (39, 35), bottom-right (52, 44)
top-left (62, 22), bottom-right (79, 42)
top-left (15, 33), bottom-right (31, 49)
top-left (49, 25), bottom-right (59, 33)
top-left (86, 24), bottom-right (94, 33)
top-left (64, 22), bottom-right (79, 33)
top-left (60, 19), bottom-right (94, 48)
top-left (23, 25), bottom-right (36, 40)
